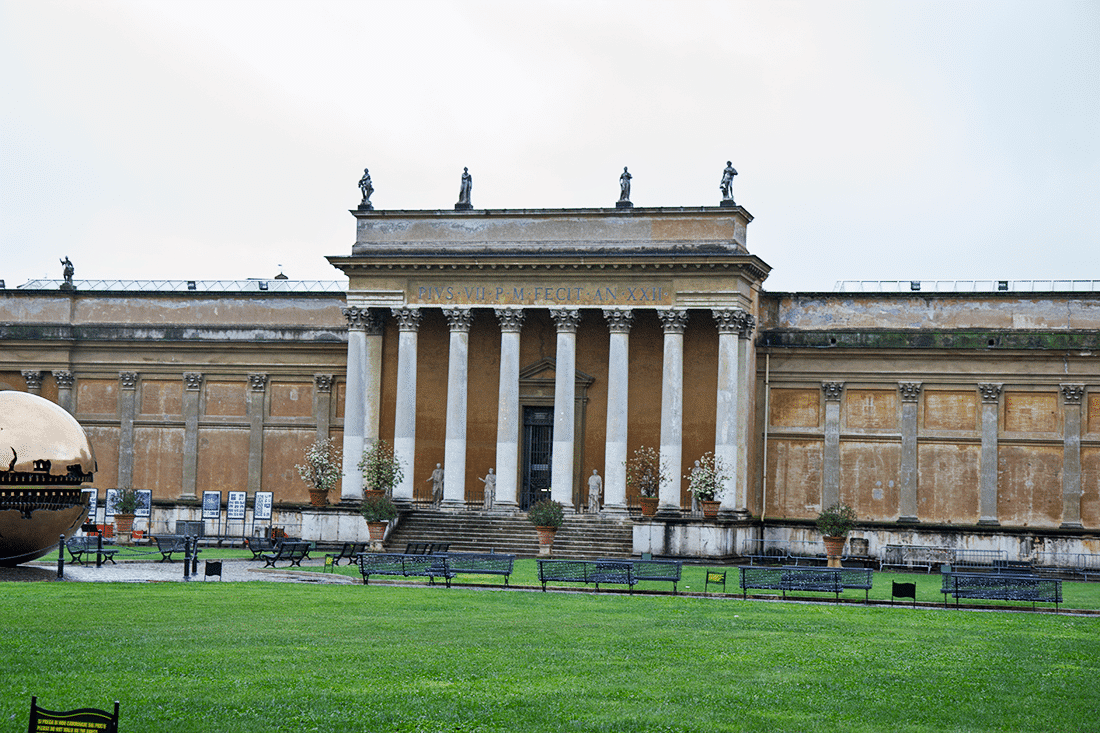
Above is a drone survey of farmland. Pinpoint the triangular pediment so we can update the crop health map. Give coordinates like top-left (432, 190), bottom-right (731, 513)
top-left (519, 357), bottom-right (595, 387)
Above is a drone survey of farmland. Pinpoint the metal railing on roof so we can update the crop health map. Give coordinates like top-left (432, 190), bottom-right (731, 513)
top-left (833, 280), bottom-right (1100, 293)
top-left (13, 279), bottom-right (346, 293)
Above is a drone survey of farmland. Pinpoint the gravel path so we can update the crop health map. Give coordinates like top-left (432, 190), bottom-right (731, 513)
top-left (4, 558), bottom-right (357, 584)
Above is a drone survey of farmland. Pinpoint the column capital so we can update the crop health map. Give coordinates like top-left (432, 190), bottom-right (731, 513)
top-left (898, 381), bottom-right (923, 403)
top-left (183, 372), bottom-right (204, 391)
top-left (978, 382), bottom-right (1004, 403)
top-left (494, 307), bottom-right (526, 333)
top-left (443, 307), bottom-right (473, 332)
top-left (737, 313), bottom-right (756, 339)
top-left (21, 370), bottom-right (43, 391)
top-left (119, 371), bottom-right (139, 390)
top-left (391, 307), bottom-right (422, 332)
top-left (657, 308), bottom-right (689, 334)
top-left (711, 308), bottom-right (747, 335)
top-left (248, 373), bottom-right (268, 392)
top-left (52, 370), bottom-right (75, 388)
top-left (821, 381), bottom-right (844, 402)
top-left (603, 308), bottom-right (635, 333)
top-left (314, 374), bottom-right (335, 393)
top-left (550, 308), bottom-right (581, 333)
top-left (1060, 383), bottom-right (1086, 405)
top-left (343, 306), bottom-right (384, 334)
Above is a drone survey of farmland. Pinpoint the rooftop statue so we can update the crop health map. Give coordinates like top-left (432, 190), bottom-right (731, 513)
top-left (60, 256), bottom-right (74, 290)
top-left (358, 168), bottom-right (374, 208)
top-left (720, 161), bottom-right (738, 202)
top-left (456, 167), bottom-right (473, 209)
top-left (619, 166), bottom-right (632, 202)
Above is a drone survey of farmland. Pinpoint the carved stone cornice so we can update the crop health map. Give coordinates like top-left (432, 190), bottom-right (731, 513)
top-left (978, 383), bottom-right (1003, 403)
top-left (603, 308), bottom-right (634, 334)
top-left (248, 373), bottom-right (268, 392)
top-left (550, 308), bottom-right (581, 333)
top-left (494, 307), bottom-right (526, 333)
top-left (1060, 383), bottom-right (1086, 405)
top-left (657, 308), bottom-right (689, 334)
top-left (711, 308), bottom-right (745, 335)
top-left (390, 307), bottom-right (422, 332)
top-left (183, 372), bottom-right (204, 391)
top-left (52, 370), bottom-right (74, 388)
top-left (119, 371), bottom-right (139, 390)
top-left (21, 370), bottom-right (43, 391)
top-left (821, 381), bottom-right (844, 402)
top-left (898, 382), bottom-right (923, 403)
top-left (443, 308), bottom-right (473, 332)
top-left (314, 374), bottom-right (335, 393)
top-left (737, 313), bottom-right (756, 339)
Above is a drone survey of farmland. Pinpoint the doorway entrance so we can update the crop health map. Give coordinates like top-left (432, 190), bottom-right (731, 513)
top-left (521, 406), bottom-right (553, 510)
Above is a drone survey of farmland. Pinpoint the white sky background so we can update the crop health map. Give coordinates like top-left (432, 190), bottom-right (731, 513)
top-left (1, 0), bottom-right (1097, 291)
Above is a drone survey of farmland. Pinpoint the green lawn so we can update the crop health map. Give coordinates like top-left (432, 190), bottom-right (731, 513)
top-left (2, 578), bottom-right (1098, 732)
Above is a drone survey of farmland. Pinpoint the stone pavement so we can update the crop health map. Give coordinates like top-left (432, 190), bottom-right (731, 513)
top-left (7, 558), bottom-right (358, 584)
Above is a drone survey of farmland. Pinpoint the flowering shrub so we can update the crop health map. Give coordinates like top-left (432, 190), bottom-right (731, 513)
top-left (358, 439), bottom-right (404, 495)
top-left (625, 445), bottom-right (666, 498)
top-left (527, 499), bottom-right (564, 528)
top-left (685, 452), bottom-right (728, 502)
top-left (295, 438), bottom-right (342, 493)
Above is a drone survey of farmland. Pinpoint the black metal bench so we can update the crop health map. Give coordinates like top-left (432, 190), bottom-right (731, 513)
top-left (358, 553), bottom-right (455, 586)
top-left (152, 535), bottom-right (193, 562)
top-left (445, 553), bottom-right (516, 585)
top-left (245, 536), bottom-right (277, 560)
top-left (404, 542), bottom-right (450, 555)
top-left (598, 558), bottom-right (683, 593)
top-left (262, 541), bottom-right (312, 568)
top-left (537, 559), bottom-right (637, 593)
top-left (940, 571), bottom-right (1062, 610)
top-left (66, 536), bottom-right (119, 565)
top-left (738, 566), bottom-right (874, 602)
top-left (325, 542), bottom-right (368, 567)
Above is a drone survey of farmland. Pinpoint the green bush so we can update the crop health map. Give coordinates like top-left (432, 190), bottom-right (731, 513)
top-left (527, 499), bottom-right (564, 528)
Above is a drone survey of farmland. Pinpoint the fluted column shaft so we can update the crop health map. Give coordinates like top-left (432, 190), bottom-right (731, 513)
top-left (495, 308), bottom-right (525, 511)
top-left (735, 314), bottom-right (755, 513)
top-left (550, 309), bottom-right (580, 509)
top-left (391, 307), bottom-right (421, 502)
top-left (712, 310), bottom-right (742, 513)
top-left (603, 309), bottom-right (633, 514)
top-left (443, 309), bottom-right (472, 509)
top-left (658, 309), bottom-right (689, 511)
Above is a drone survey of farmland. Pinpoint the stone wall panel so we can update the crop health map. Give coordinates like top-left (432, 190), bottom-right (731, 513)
top-left (1082, 446), bottom-right (1100, 527)
top-left (77, 379), bottom-right (118, 415)
top-left (139, 380), bottom-right (182, 417)
top-left (197, 428), bottom-right (249, 495)
top-left (765, 438), bottom-right (823, 518)
top-left (269, 382), bottom-right (314, 418)
top-left (84, 426), bottom-right (119, 489)
top-left (769, 388), bottom-right (820, 428)
top-left (204, 381), bottom-right (247, 417)
top-left (923, 390), bottom-right (977, 432)
top-left (1004, 391), bottom-right (1059, 434)
top-left (261, 429), bottom-right (317, 502)
top-left (845, 389), bottom-right (897, 431)
top-left (997, 444), bottom-right (1063, 527)
top-left (839, 441), bottom-right (900, 520)
top-left (917, 443), bottom-right (980, 523)
top-left (132, 426), bottom-right (184, 499)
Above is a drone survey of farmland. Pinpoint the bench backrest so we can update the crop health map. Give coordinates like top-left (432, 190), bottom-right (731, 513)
top-left (446, 553), bottom-right (515, 574)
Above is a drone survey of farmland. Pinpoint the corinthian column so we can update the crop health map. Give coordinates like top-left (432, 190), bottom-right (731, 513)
top-left (550, 308), bottom-right (581, 510)
top-left (602, 308), bottom-right (633, 515)
top-left (341, 307), bottom-right (385, 502)
top-left (442, 308), bottom-right (472, 509)
top-left (495, 308), bottom-right (525, 512)
top-left (711, 309), bottom-right (742, 515)
top-left (735, 313), bottom-right (755, 514)
top-left (53, 370), bottom-right (75, 413)
top-left (391, 307), bottom-right (421, 503)
top-left (657, 309), bottom-right (689, 512)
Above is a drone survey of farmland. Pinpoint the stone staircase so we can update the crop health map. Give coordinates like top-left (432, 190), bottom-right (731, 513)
top-left (384, 510), bottom-right (633, 559)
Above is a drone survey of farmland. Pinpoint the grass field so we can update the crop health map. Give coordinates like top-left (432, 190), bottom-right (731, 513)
top-left (3, 572), bottom-right (1099, 732)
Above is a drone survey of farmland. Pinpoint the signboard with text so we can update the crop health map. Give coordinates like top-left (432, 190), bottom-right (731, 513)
top-left (254, 492), bottom-right (273, 521)
top-left (227, 491), bottom-right (247, 520)
top-left (201, 491), bottom-right (221, 519)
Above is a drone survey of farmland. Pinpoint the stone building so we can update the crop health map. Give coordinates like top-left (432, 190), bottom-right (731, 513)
top-left (1, 200), bottom-right (1097, 559)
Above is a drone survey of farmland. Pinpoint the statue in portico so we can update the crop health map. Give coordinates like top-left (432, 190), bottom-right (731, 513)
top-left (479, 468), bottom-right (496, 511)
top-left (690, 460), bottom-right (702, 515)
top-left (427, 463), bottom-right (444, 507)
top-left (720, 161), bottom-right (737, 201)
top-left (587, 469), bottom-right (602, 514)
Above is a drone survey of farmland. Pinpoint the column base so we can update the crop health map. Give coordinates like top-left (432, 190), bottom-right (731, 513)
top-left (1060, 521), bottom-right (1084, 529)
top-left (655, 506), bottom-right (682, 519)
top-left (600, 504), bottom-right (630, 517)
top-left (897, 515), bottom-right (920, 523)
top-left (977, 518), bottom-right (1000, 526)
top-left (440, 499), bottom-right (467, 513)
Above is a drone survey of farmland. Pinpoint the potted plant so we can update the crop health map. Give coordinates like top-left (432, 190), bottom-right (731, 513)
top-left (527, 499), bottom-right (564, 556)
top-left (625, 446), bottom-right (665, 516)
top-left (816, 502), bottom-right (856, 568)
top-left (296, 438), bottom-right (342, 507)
top-left (360, 494), bottom-right (399, 544)
top-left (685, 452), bottom-right (727, 518)
top-left (110, 488), bottom-right (141, 534)
top-left (358, 439), bottom-right (404, 499)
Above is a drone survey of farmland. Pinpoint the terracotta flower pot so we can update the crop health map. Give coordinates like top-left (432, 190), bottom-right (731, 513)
top-left (308, 489), bottom-right (328, 507)
top-left (365, 489), bottom-right (385, 500)
top-left (114, 514), bottom-right (135, 534)
top-left (823, 535), bottom-right (846, 568)
top-left (638, 497), bottom-right (659, 516)
top-left (366, 521), bottom-right (388, 541)
top-left (535, 526), bottom-right (557, 556)
top-left (701, 500), bottom-right (720, 518)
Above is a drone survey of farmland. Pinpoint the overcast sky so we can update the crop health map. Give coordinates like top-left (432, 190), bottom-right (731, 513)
top-left (1, 0), bottom-right (1097, 292)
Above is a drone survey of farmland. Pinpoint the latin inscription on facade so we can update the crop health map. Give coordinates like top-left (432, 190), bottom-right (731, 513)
top-left (409, 282), bottom-right (673, 306)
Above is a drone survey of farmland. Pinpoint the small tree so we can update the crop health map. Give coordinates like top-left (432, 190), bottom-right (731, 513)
top-left (527, 499), bottom-right (564, 528)
top-left (110, 488), bottom-right (141, 515)
top-left (358, 439), bottom-right (404, 495)
top-left (685, 452), bottom-right (728, 502)
top-left (816, 502), bottom-right (857, 538)
top-left (296, 438), bottom-right (342, 494)
top-left (625, 445), bottom-right (666, 498)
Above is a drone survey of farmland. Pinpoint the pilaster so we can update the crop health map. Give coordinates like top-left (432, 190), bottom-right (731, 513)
top-left (898, 381), bottom-right (922, 522)
top-left (181, 372), bottom-right (203, 500)
top-left (117, 371), bottom-right (139, 491)
top-left (52, 370), bottom-right (75, 413)
top-left (1060, 383), bottom-right (1085, 529)
top-left (977, 383), bottom-right (1003, 525)
top-left (22, 370), bottom-right (43, 395)
top-left (821, 381), bottom-right (844, 510)
top-left (247, 373), bottom-right (268, 495)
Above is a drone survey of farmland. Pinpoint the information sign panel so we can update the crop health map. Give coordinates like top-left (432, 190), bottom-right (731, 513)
top-left (104, 489), bottom-right (120, 517)
top-left (201, 491), bottom-right (222, 519)
top-left (227, 491), bottom-right (247, 520)
top-left (134, 490), bottom-right (152, 517)
top-left (254, 491), bottom-right (273, 521)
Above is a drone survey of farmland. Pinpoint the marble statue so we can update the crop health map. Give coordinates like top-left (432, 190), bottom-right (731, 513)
top-left (587, 469), bottom-right (602, 514)
top-left (60, 257), bottom-right (74, 287)
top-left (358, 168), bottom-right (374, 207)
top-left (690, 460), bottom-right (702, 515)
top-left (458, 167), bottom-right (472, 206)
top-left (720, 161), bottom-right (737, 201)
top-left (619, 167), bottom-right (632, 202)
top-left (479, 468), bottom-right (496, 511)
top-left (427, 463), bottom-right (444, 506)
